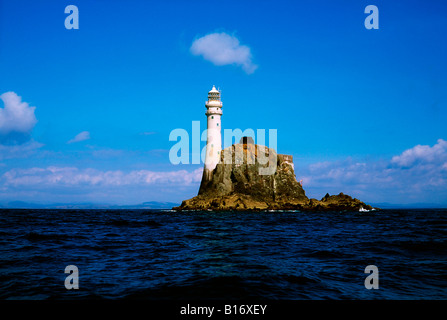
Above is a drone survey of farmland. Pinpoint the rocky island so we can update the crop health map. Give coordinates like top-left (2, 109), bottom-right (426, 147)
top-left (174, 138), bottom-right (375, 212)
top-left (173, 87), bottom-right (375, 212)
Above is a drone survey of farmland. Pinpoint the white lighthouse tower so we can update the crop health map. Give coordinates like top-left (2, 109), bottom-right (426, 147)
top-left (203, 85), bottom-right (222, 182)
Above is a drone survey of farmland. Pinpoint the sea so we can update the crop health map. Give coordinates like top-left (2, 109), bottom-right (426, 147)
top-left (0, 208), bottom-right (446, 300)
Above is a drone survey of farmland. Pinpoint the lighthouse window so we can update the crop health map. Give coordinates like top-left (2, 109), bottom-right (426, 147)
top-left (217, 123), bottom-right (219, 126)
top-left (211, 116), bottom-right (214, 119)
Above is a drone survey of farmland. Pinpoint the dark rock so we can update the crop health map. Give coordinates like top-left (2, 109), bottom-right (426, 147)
top-left (239, 136), bottom-right (254, 145)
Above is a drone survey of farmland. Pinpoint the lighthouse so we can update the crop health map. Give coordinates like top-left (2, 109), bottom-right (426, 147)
top-left (203, 85), bottom-right (222, 182)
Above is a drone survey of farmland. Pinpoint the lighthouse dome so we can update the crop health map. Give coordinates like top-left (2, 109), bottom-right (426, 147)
top-left (209, 85), bottom-right (219, 93)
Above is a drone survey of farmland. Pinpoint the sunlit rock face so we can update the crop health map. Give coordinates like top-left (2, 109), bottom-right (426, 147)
top-left (175, 141), bottom-right (374, 212)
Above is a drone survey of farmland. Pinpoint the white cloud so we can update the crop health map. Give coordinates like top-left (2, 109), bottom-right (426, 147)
top-left (68, 131), bottom-right (90, 144)
top-left (1, 166), bottom-right (203, 187)
top-left (0, 92), bottom-right (37, 143)
top-left (299, 139), bottom-right (447, 204)
top-left (0, 140), bottom-right (44, 160)
top-left (391, 139), bottom-right (447, 167)
top-left (0, 166), bottom-right (204, 204)
top-left (190, 32), bottom-right (258, 74)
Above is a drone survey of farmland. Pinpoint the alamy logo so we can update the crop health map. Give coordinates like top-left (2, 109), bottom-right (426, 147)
top-left (364, 265), bottom-right (379, 289)
top-left (169, 122), bottom-right (278, 175)
top-left (364, 5), bottom-right (379, 30)
top-left (64, 265), bottom-right (79, 290)
top-left (65, 5), bottom-right (79, 30)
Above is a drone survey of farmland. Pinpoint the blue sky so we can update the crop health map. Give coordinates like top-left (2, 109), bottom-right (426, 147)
top-left (1, 0), bottom-right (447, 206)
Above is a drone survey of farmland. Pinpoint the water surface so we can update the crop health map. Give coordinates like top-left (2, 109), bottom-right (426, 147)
top-left (0, 209), bottom-right (446, 299)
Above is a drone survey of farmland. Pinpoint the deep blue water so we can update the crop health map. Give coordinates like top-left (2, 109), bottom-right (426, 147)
top-left (0, 208), bottom-right (446, 300)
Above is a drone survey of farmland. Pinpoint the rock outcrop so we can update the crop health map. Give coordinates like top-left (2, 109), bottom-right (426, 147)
top-left (174, 141), bottom-right (375, 212)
